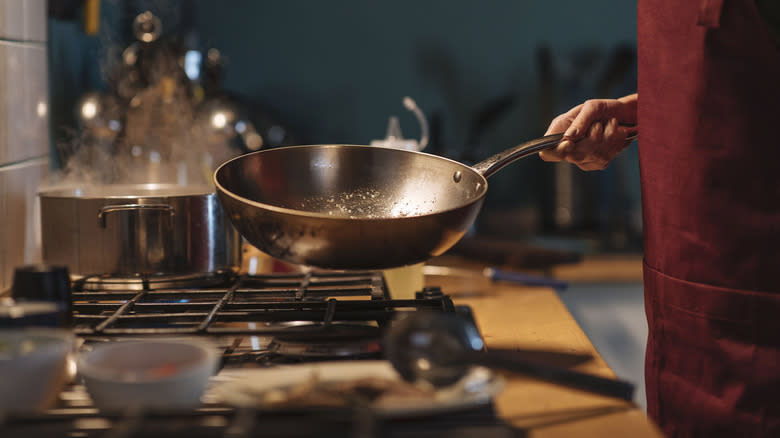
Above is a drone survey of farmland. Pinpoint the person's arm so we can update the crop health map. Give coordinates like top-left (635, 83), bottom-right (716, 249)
top-left (540, 93), bottom-right (637, 170)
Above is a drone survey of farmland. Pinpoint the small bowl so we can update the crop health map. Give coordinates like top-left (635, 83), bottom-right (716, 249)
top-left (77, 338), bottom-right (220, 411)
top-left (0, 328), bottom-right (75, 412)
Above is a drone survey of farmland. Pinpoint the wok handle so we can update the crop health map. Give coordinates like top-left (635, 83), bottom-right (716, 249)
top-left (98, 204), bottom-right (175, 228)
top-left (472, 134), bottom-right (563, 179)
top-left (471, 131), bottom-right (638, 179)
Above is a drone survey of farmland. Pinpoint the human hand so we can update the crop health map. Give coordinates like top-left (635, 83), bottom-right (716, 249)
top-left (540, 94), bottom-right (637, 170)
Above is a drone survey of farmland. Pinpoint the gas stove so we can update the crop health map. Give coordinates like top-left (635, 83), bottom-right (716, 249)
top-left (0, 270), bottom-right (515, 437)
top-left (70, 270), bottom-right (466, 364)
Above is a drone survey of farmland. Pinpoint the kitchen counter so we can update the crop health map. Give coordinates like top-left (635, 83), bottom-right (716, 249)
top-left (425, 262), bottom-right (661, 437)
top-left (550, 253), bottom-right (644, 283)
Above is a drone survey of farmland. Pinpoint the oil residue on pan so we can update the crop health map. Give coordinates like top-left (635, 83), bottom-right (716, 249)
top-left (298, 188), bottom-right (438, 219)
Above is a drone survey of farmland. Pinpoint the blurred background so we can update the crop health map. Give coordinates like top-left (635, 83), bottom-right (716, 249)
top-left (1, 0), bottom-right (647, 408)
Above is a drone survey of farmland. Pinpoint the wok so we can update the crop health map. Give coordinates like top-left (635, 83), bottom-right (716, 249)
top-left (214, 134), bottom-right (563, 270)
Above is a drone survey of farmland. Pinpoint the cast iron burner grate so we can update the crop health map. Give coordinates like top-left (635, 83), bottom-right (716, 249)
top-left (71, 271), bottom-right (456, 336)
top-left (69, 271), bottom-right (466, 365)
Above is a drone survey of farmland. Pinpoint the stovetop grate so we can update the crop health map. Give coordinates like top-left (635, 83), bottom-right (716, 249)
top-left (70, 271), bottom-right (456, 337)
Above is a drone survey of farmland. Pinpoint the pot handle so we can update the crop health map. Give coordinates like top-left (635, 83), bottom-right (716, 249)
top-left (97, 204), bottom-right (175, 228)
top-left (471, 132), bottom-right (638, 179)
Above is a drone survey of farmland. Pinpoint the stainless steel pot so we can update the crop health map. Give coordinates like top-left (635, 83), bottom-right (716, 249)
top-left (39, 184), bottom-right (241, 276)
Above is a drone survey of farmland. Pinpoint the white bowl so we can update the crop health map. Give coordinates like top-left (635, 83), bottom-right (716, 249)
top-left (77, 338), bottom-right (220, 411)
top-left (0, 328), bottom-right (75, 412)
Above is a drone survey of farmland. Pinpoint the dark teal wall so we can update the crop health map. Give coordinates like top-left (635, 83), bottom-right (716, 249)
top-left (189, 1), bottom-right (636, 147)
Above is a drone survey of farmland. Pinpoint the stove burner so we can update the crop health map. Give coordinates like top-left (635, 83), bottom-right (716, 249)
top-left (74, 270), bottom-right (235, 291)
top-left (267, 323), bottom-right (383, 358)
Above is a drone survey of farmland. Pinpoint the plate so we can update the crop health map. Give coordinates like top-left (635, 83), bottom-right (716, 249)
top-left (210, 360), bottom-right (504, 418)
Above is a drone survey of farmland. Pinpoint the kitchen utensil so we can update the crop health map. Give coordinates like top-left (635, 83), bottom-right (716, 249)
top-left (77, 338), bottom-right (220, 411)
top-left (383, 312), bottom-right (635, 401)
top-left (0, 328), bottom-right (75, 412)
top-left (39, 183), bottom-right (241, 276)
top-left (214, 133), bottom-right (637, 270)
top-left (422, 265), bottom-right (569, 290)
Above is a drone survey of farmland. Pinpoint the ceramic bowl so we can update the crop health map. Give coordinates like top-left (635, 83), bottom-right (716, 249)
top-left (0, 328), bottom-right (75, 412)
top-left (77, 338), bottom-right (220, 411)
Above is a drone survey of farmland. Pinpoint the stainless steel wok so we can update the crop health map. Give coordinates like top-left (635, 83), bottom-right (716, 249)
top-left (214, 134), bottom-right (564, 270)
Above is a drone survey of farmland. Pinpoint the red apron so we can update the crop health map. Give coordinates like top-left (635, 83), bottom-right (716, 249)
top-left (638, 0), bottom-right (780, 436)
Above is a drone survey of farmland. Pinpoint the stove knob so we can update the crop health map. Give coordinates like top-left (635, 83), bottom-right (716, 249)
top-left (11, 265), bottom-right (73, 326)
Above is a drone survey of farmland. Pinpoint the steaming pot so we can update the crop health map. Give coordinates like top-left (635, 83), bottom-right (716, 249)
top-left (38, 184), bottom-right (241, 277)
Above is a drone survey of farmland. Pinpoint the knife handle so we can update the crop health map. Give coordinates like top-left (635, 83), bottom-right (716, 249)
top-left (462, 349), bottom-right (635, 401)
top-left (484, 267), bottom-right (568, 291)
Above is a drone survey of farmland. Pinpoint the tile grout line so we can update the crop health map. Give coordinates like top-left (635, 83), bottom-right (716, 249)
top-left (0, 155), bottom-right (49, 171)
top-left (0, 37), bottom-right (46, 46)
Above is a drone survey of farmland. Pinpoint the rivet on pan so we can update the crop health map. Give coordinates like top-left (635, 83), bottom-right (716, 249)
top-left (453, 171), bottom-right (462, 183)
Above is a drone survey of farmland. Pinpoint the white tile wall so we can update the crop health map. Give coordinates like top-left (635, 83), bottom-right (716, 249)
top-left (23, 0), bottom-right (46, 42)
top-left (0, 0), bottom-right (24, 41)
top-left (0, 0), bottom-right (44, 42)
top-left (0, 41), bottom-right (48, 165)
top-left (0, 158), bottom-right (48, 289)
top-left (0, 0), bottom-right (48, 291)
top-left (23, 43), bottom-right (48, 157)
top-left (0, 40), bottom-right (23, 164)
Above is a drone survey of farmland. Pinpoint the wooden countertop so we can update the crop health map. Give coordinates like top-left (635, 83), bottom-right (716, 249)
top-left (241, 245), bottom-right (656, 434)
top-left (426, 265), bottom-right (661, 437)
top-left (550, 253), bottom-right (644, 283)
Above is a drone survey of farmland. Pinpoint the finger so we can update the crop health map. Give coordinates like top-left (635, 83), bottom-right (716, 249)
top-left (564, 100), bottom-right (606, 140)
top-left (565, 122), bottom-right (602, 164)
top-left (604, 117), bottom-right (618, 140)
top-left (539, 139), bottom-right (573, 162)
top-left (595, 118), bottom-right (616, 161)
top-left (544, 105), bottom-right (582, 136)
top-left (539, 150), bottom-right (562, 162)
top-left (588, 120), bottom-right (604, 144)
top-left (604, 117), bottom-right (628, 158)
top-left (581, 118), bottom-right (626, 170)
top-left (544, 114), bottom-right (570, 136)
top-left (577, 160), bottom-right (609, 171)
top-left (617, 124), bottom-right (638, 144)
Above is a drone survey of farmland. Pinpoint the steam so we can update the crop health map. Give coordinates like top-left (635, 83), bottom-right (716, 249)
top-left (50, 7), bottom-right (242, 190)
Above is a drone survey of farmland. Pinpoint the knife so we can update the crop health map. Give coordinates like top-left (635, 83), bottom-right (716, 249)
top-left (423, 265), bottom-right (568, 291)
